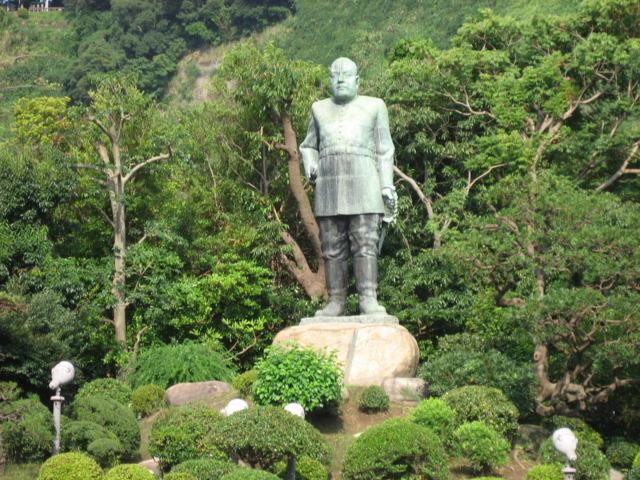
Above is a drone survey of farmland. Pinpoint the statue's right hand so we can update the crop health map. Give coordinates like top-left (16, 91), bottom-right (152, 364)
top-left (308, 165), bottom-right (317, 185)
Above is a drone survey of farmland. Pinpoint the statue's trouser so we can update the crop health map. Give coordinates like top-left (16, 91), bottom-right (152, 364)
top-left (315, 214), bottom-right (386, 316)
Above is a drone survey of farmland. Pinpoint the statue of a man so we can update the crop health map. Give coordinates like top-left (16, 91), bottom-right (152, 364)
top-left (300, 57), bottom-right (397, 317)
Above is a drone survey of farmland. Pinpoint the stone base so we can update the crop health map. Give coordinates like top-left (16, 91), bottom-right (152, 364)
top-left (274, 323), bottom-right (418, 384)
top-left (300, 314), bottom-right (399, 325)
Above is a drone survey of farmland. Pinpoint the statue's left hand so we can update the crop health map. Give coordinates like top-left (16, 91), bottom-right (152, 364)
top-left (381, 187), bottom-right (398, 216)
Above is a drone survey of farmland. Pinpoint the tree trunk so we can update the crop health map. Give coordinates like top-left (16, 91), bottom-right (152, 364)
top-left (109, 174), bottom-right (127, 349)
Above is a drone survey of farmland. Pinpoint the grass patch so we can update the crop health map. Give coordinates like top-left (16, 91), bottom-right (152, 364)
top-left (3, 463), bottom-right (41, 480)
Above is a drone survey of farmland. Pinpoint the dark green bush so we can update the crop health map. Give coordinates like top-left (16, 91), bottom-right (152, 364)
top-left (77, 378), bottom-right (133, 407)
top-left (442, 386), bottom-right (519, 439)
top-left (453, 421), bottom-right (510, 473)
top-left (273, 455), bottom-right (328, 480)
top-left (171, 458), bottom-right (242, 480)
top-left (232, 370), bottom-right (258, 398)
top-left (626, 467), bottom-right (640, 480)
top-left (525, 464), bottom-right (564, 480)
top-left (540, 416), bottom-right (603, 449)
top-left (606, 441), bottom-right (640, 470)
top-left (210, 405), bottom-right (332, 470)
top-left (409, 397), bottom-right (456, 440)
top-left (539, 438), bottom-right (610, 480)
top-left (357, 385), bottom-right (390, 413)
top-left (129, 342), bottom-right (235, 390)
top-left (341, 418), bottom-right (449, 480)
top-left (104, 463), bottom-right (155, 479)
top-left (87, 437), bottom-right (124, 468)
top-left (37, 452), bottom-right (103, 480)
top-left (17, 7), bottom-right (29, 19)
top-left (61, 419), bottom-right (123, 465)
top-left (221, 470), bottom-right (281, 480)
top-left (164, 473), bottom-right (197, 480)
top-left (253, 341), bottom-right (342, 412)
top-left (131, 384), bottom-right (165, 418)
top-left (149, 404), bottom-right (226, 470)
top-left (68, 395), bottom-right (140, 460)
top-left (4, 398), bottom-right (54, 463)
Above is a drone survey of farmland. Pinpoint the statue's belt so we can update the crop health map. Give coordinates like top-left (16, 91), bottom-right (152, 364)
top-left (320, 146), bottom-right (374, 157)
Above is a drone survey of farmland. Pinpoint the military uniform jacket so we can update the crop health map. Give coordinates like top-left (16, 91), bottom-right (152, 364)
top-left (300, 95), bottom-right (395, 217)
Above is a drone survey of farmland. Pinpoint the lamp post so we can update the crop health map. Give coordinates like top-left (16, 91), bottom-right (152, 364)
top-left (48, 361), bottom-right (75, 456)
top-left (552, 428), bottom-right (578, 480)
top-left (283, 403), bottom-right (305, 480)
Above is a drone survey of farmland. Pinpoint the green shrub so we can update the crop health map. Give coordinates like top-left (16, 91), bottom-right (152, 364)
top-left (87, 437), bottom-right (124, 468)
top-left (172, 458), bottom-right (242, 480)
top-left (210, 405), bottom-right (332, 470)
top-left (164, 474), bottom-right (197, 480)
top-left (149, 404), bottom-right (226, 470)
top-left (627, 467), bottom-right (640, 480)
top-left (453, 421), bottom-right (510, 473)
top-left (4, 398), bottom-right (54, 463)
top-left (68, 395), bottom-right (140, 460)
top-left (442, 386), bottom-right (519, 439)
top-left (409, 397), bottom-right (456, 440)
top-left (77, 378), bottom-right (133, 407)
top-left (221, 470), bottom-right (281, 480)
top-left (634, 451), bottom-right (640, 468)
top-left (130, 342), bottom-right (235, 390)
top-left (17, 7), bottom-right (29, 19)
top-left (37, 452), bottom-right (103, 480)
top-left (232, 370), bottom-right (258, 398)
top-left (131, 384), bottom-right (165, 418)
top-left (539, 438), bottom-right (610, 480)
top-left (525, 464), bottom-right (564, 480)
top-left (273, 455), bottom-right (328, 480)
top-left (61, 419), bottom-right (124, 466)
top-left (540, 416), bottom-right (603, 449)
top-left (253, 341), bottom-right (343, 412)
top-left (606, 441), bottom-right (640, 470)
top-left (105, 463), bottom-right (154, 479)
top-left (357, 385), bottom-right (390, 413)
top-left (342, 418), bottom-right (449, 480)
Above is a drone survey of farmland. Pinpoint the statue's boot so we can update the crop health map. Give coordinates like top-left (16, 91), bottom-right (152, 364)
top-left (354, 257), bottom-right (387, 315)
top-left (315, 259), bottom-right (348, 317)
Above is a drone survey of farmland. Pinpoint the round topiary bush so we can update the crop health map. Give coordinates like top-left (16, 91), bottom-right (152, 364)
top-left (357, 385), bottom-right (390, 413)
top-left (131, 384), bottom-right (165, 418)
top-left (68, 395), bottom-right (140, 460)
top-left (626, 467), bottom-right (640, 480)
top-left (442, 386), bottom-right (519, 439)
top-left (149, 403), bottom-right (226, 470)
top-left (164, 473), bottom-right (197, 480)
top-left (171, 458), bottom-right (242, 480)
top-left (253, 341), bottom-right (343, 413)
top-left (4, 398), bottom-right (54, 463)
top-left (541, 416), bottom-right (603, 449)
top-left (341, 418), bottom-right (449, 480)
top-left (606, 441), bottom-right (640, 470)
top-left (210, 405), bottom-right (332, 470)
top-left (409, 397), bottom-right (456, 440)
top-left (539, 438), bottom-right (610, 480)
top-left (77, 378), bottom-right (133, 407)
top-left (87, 437), bottom-right (124, 468)
top-left (37, 451), bottom-right (103, 480)
top-left (104, 463), bottom-right (154, 479)
top-left (273, 455), bottom-right (328, 480)
top-left (453, 421), bottom-right (510, 473)
top-left (221, 470), bottom-right (281, 480)
top-left (61, 419), bottom-right (124, 466)
top-left (17, 7), bottom-right (29, 19)
top-left (232, 370), bottom-right (258, 399)
top-left (525, 464), bottom-right (564, 480)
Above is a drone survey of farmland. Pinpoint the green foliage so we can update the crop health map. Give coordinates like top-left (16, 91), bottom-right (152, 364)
top-left (627, 467), bottom-right (640, 480)
top-left (273, 455), bottom-right (328, 480)
top-left (526, 465), bottom-right (564, 480)
top-left (453, 421), bottom-right (510, 473)
top-left (87, 438), bottom-right (124, 468)
top-left (253, 342), bottom-right (343, 412)
top-left (129, 342), bottom-right (235, 390)
top-left (442, 386), bottom-right (519, 439)
top-left (220, 470), bottom-right (281, 480)
top-left (37, 452), bottom-right (103, 480)
top-left (3, 397), bottom-right (54, 463)
top-left (68, 395), bottom-right (140, 461)
top-left (77, 378), bottom-right (133, 407)
top-left (12, 97), bottom-right (71, 147)
top-left (409, 397), bottom-right (456, 440)
top-left (131, 384), bottom-right (165, 418)
top-left (171, 458), bottom-right (241, 480)
top-left (210, 405), bottom-right (331, 470)
top-left (232, 370), bottom-right (258, 399)
top-left (357, 386), bottom-right (390, 414)
top-left (61, 420), bottom-right (123, 467)
top-left (149, 404), bottom-right (226, 470)
top-left (606, 441), bottom-right (640, 470)
top-left (539, 439), bottom-right (610, 480)
top-left (342, 418), bottom-right (449, 480)
top-left (634, 451), bottom-right (640, 469)
top-left (17, 8), bottom-right (29, 19)
top-left (104, 464), bottom-right (155, 480)
top-left (540, 417), bottom-right (603, 449)
top-left (163, 474), bottom-right (197, 480)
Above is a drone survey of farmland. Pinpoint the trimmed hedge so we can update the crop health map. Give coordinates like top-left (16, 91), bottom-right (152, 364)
top-left (357, 386), bottom-right (390, 413)
top-left (4, 398), bottom-right (54, 463)
top-left (606, 441), bottom-right (640, 470)
top-left (61, 420), bottom-right (124, 466)
top-left (453, 421), bottom-right (510, 473)
top-left (164, 474), bottom-right (197, 480)
top-left (104, 464), bottom-right (155, 480)
top-left (37, 452), bottom-right (103, 480)
top-left (131, 384), bottom-right (165, 418)
top-left (232, 370), bottom-right (258, 399)
top-left (526, 464), bottom-right (564, 480)
top-left (87, 438), bottom-right (124, 468)
top-left (172, 458), bottom-right (242, 480)
top-left (76, 378), bottom-right (133, 407)
top-left (541, 416), bottom-right (603, 449)
top-left (273, 455), bottom-right (328, 480)
top-left (409, 397), bottom-right (456, 440)
top-left (539, 438), bottom-right (610, 480)
top-left (221, 470), bottom-right (281, 480)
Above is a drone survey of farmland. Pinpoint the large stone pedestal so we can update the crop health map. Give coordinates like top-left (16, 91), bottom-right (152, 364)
top-left (273, 322), bottom-right (419, 385)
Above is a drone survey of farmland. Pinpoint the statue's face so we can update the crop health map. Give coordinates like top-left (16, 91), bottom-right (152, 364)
top-left (330, 59), bottom-right (359, 104)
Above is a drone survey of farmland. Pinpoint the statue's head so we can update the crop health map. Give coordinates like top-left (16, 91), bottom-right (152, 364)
top-left (330, 57), bottom-right (359, 104)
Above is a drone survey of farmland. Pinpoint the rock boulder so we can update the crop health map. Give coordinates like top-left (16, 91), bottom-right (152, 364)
top-left (164, 381), bottom-right (230, 406)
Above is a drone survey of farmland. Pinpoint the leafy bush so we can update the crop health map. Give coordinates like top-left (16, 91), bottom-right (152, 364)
top-left (37, 452), bottom-right (103, 480)
top-left (442, 386), bottom-right (519, 439)
top-left (164, 474), bottom-right (197, 480)
top-left (341, 418), bottom-right (449, 480)
top-left (4, 398), bottom-right (54, 463)
top-left (87, 438), bottom-right (124, 468)
top-left (418, 348), bottom-right (537, 419)
top-left (541, 416), bottom-right (603, 449)
top-left (17, 7), bottom-right (29, 19)
top-left (453, 421), bottom-right (510, 473)
top-left (129, 342), bottom-right (235, 390)
top-left (253, 341), bottom-right (343, 412)
top-left (525, 464), bottom-right (564, 480)
top-left (232, 370), bottom-right (258, 398)
top-left (539, 438), bottom-right (610, 480)
top-left (357, 386), bottom-right (390, 413)
top-left (210, 405), bottom-right (332, 469)
top-left (273, 455), bottom-right (328, 480)
top-left (409, 397), bottom-right (456, 440)
top-left (61, 419), bottom-right (123, 466)
top-left (627, 467), bottom-right (640, 480)
top-left (68, 395), bottom-right (140, 460)
top-left (634, 451), bottom-right (640, 469)
top-left (172, 458), bottom-right (242, 480)
top-left (606, 441), bottom-right (640, 470)
top-left (104, 463), bottom-right (155, 479)
top-left (149, 404), bottom-right (226, 470)
top-left (220, 470), bottom-right (281, 480)
top-left (131, 384), bottom-right (165, 418)
top-left (77, 378), bottom-right (133, 407)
